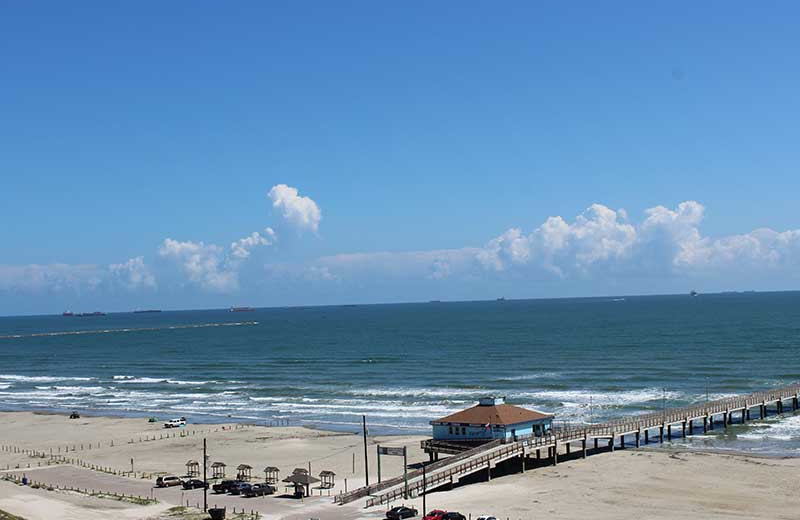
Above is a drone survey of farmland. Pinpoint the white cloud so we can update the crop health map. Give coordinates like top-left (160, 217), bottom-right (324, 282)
top-left (158, 238), bottom-right (238, 292)
top-left (109, 256), bottom-right (156, 290)
top-left (477, 204), bottom-right (636, 275)
top-left (0, 264), bottom-right (105, 293)
top-left (268, 184), bottom-right (321, 233)
top-left (476, 200), bottom-right (800, 279)
top-left (230, 227), bottom-right (276, 259)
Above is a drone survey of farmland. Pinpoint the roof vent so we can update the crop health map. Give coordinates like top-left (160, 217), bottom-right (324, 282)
top-left (478, 396), bottom-right (505, 406)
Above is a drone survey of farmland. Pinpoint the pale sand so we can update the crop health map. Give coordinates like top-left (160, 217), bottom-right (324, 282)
top-left (0, 411), bottom-right (799, 519)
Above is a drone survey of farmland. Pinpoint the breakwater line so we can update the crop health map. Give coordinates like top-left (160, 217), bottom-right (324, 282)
top-left (0, 321), bottom-right (259, 340)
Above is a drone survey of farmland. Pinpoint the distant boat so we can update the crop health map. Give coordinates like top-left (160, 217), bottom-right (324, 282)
top-left (428, 300), bottom-right (441, 303)
top-left (133, 309), bottom-right (162, 313)
top-left (62, 311), bottom-right (74, 317)
top-left (229, 307), bottom-right (254, 312)
top-left (76, 311), bottom-right (106, 317)
top-left (690, 290), bottom-right (699, 297)
top-left (496, 297), bottom-right (506, 301)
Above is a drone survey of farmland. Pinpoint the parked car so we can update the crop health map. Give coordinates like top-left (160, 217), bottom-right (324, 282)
top-left (182, 479), bottom-right (208, 490)
top-left (441, 514), bottom-right (466, 520)
top-left (212, 480), bottom-right (242, 494)
top-left (423, 511), bottom-right (447, 520)
top-left (229, 482), bottom-right (252, 495)
top-left (163, 417), bottom-right (187, 428)
top-left (476, 517), bottom-right (497, 520)
top-left (244, 483), bottom-right (275, 497)
top-left (386, 506), bottom-right (419, 519)
top-left (155, 476), bottom-right (182, 487)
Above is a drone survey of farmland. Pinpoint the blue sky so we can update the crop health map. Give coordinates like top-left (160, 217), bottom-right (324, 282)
top-left (2, 2), bottom-right (800, 314)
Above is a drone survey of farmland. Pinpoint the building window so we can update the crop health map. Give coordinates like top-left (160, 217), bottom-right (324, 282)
top-left (461, 427), bottom-right (466, 435)
top-left (448, 426), bottom-right (453, 435)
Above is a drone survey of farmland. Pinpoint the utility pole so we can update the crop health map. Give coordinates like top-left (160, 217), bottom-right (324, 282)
top-left (362, 415), bottom-right (369, 487)
top-left (422, 463), bottom-right (427, 515)
top-left (203, 438), bottom-right (207, 512)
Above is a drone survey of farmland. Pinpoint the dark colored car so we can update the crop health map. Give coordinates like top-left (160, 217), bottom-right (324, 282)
top-left (387, 506), bottom-right (419, 519)
top-left (212, 480), bottom-right (242, 494)
top-left (441, 514), bottom-right (466, 520)
top-left (182, 479), bottom-right (208, 490)
top-left (229, 482), bottom-right (252, 495)
top-left (423, 511), bottom-right (447, 520)
top-left (244, 483), bottom-right (276, 497)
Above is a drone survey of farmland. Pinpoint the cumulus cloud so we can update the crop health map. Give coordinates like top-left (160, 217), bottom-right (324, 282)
top-left (230, 228), bottom-right (276, 259)
top-left (158, 238), bottom-right (238, 292)
top-left (476, 200), bottom-right (800, 279)
top-left (109, 256), bottom-right (156, 290)
top-left (268, 184), bottom-right (321, 233)
top-left (0, 264), bottom-right (105, 293)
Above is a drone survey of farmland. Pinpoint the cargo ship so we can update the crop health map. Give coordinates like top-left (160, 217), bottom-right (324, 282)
top-left (62, 311), bottom-right (74, 317)
top-left (133, 309), bottom-right (162, 313)
top-left (76, 311), bottom-right (106, 317)
top-left (229, 306), bottom-right (254, 312)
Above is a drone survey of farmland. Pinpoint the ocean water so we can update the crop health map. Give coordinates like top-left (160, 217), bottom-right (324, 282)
top-left (1, 293), bottom-right (799, 454)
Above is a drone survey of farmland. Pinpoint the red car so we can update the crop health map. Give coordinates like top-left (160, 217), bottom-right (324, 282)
top-left (424, 511), bottom-right (447, 520)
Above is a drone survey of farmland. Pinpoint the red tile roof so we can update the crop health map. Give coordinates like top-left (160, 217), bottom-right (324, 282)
top-left (432, 403), bottom-right (552, 426)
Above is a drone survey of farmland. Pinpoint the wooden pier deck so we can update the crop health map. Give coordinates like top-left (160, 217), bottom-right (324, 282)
top-left (333, 383), bottom-right (800, 508)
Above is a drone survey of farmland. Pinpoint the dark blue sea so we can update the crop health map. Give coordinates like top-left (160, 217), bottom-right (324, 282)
top-left (1, 292), bottom-right (799, 454)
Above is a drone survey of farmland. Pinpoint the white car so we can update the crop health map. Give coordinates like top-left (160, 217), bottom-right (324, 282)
top-left (163, 417), bottom-right (186, 428)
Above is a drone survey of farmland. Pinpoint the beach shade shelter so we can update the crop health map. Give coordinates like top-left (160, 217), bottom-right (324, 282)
top-left (282, 472), bottom-right (320, 498)
top-left (185, 460), bottom-right (199, 477)
top-left (292, 467), bottom-right (308, 475)
top-left (210, 462), bottom-right (226, 479)
top-left (318, 470), bottom-right (335, 489)
top-left (264, 466), bottom-right (279, 485)
top-left (236, 464), bottom-right (253, 481)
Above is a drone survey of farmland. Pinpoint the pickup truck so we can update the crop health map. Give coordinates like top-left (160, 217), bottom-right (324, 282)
top-left (163, 417), bottom-right (187, 428)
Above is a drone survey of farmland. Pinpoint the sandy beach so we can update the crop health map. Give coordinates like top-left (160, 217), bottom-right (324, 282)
top-left (0, 411), bottom-right (798, 519)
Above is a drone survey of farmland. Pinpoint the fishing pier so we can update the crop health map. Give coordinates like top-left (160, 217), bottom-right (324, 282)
top-left (334, 383), bottom-right (800, 508)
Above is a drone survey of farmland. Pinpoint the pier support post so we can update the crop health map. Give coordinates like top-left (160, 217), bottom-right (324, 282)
top-left (659, 425), bottom-right (664, 443)
top-left (667, 425), bottom-right (672, 441)
top-left (723, 411), bottom-right (728, 428)
top-left (709, 414), bottom-right (714, 430)
top-left (582, 437), bottom-right (587, 459)
top-left (688, 420), bottom-right (693, 435)
top-left (682, 420), bottom-right (686, 438)
top-left (536, 449), bottom-right (540, 460)
top-left (486, 461), bottom-right (491, 481)
top-left (778, 401), bottom-right (783, 414)
top-left (793, 397), bottom-right (798, 411)
top-left (635, 429), bottom-right (641, 448)
top-left (760, 403), bottom-right (765, 419)
top-left (703, 416), bottom-right (707, 433)
top-left (553, 441), bottom-right (558, 466)
top-left (644, 429), bottom-right (649, 444)
top-left (746, 409), bottom-right (750, 421)
top-left (593, 438), bottom-right (598, 450)
top-left (620, 435), bottom-right (625, 449)
top-left (741, 410), bottom-right (746, 424)
top-left (610, 434), bottom-right (615, 452)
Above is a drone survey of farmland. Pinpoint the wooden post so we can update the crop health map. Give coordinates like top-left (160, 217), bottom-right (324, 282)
top-left (620, 435), bottom-right (625, 449)
top-left (667, 424), bottom-right (672, 440)
top-left (376, 446), bottom-right (381, 484)
top-left (536, 449), bottom-right (540, 460)
top-left (635, 429), bottom-right (641, 448)
top-left (593, 438), bottom-right (598, 450)
top-left (659, 425), bottom-right (664, 443)
top-left (681, 420), bottom-right (686, 438)
top-left (709, 414), bottom-right (714, 430)
top-left (644, 429), bottom-right (649, 444)
top-left (688, 419), bottom-right (693, 435)
top-left (566, 442), bottom-right (571, 455)
top-left (582, 437), bottom-right (587, 458)
top-left (723, 411), bottom-right (728, 428)
top-left (609, 435), bottom-right (615, 452)
top-left (553, 441), bottom-right (558, 466)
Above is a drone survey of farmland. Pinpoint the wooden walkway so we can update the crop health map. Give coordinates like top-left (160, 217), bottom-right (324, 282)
top-left (333, 382), bottom-right (800, 508)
